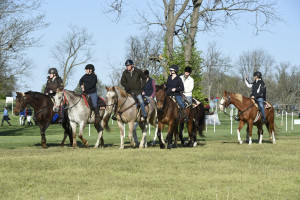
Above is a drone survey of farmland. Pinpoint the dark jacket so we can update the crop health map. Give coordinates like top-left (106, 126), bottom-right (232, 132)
top-left (26, 108), bottom-right (32, 116)
top-left (249, 79), bottom-right (266, 100)
top-left (144, 78), bottom-right (156, 97)
top-left (166, 75), bottom-right (184, 96)
top-left (79, 73), bottom-right (98, 94)
top-left (121, 67), bottom-right (146, 95)
top-left (44, 76), bottom-right (64, 95)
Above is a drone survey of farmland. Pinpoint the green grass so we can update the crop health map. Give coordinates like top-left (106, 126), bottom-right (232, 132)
top-left (0, 112), bottom-right (299, 199)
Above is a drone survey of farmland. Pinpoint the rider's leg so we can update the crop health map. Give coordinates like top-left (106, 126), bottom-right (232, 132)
top-left (257, 98), bottom-right (266, 122)
top-left (90, 93), bottom-right (100, 123)
top-left (136, 94), bottom-right (147, 121)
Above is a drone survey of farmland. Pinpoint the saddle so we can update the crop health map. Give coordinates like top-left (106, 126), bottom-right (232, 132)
top-left (250, 98), bottom-right (272, 110)
top-left (170, 95), bottom-right (192, 108)
top-left (82, 93), bottom-right (106, 110)
top-left (130, 94), bottom-right (150, 107)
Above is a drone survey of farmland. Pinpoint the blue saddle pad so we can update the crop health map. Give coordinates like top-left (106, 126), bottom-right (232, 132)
top-left (52, 113), bottom-right (59, 122)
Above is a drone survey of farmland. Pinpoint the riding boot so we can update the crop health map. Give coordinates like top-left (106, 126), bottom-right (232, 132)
top-left (94, 107), bottom-right (101, 123)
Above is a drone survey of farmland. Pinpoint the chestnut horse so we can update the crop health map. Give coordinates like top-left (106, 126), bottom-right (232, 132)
top-left (14, 91), bottom-right (73, 148)
top-left (155, 85), bottom-right (205, 149)
top-left (219, 91), bottom-right (276, 145)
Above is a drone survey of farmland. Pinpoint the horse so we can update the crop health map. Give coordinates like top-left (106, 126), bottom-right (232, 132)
top-left (105, 86), bottom-right (158, 149)
top-left (52, 89), bottom-right (110, 148)
top-left (155, 85), bottom-right (205, 149)
top-left (219, 91), bottom-right (276, 145)
top-left (14, 91), bottom-right (73, 148)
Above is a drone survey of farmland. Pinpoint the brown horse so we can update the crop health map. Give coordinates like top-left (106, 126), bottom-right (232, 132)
top-left (219, 91), bottom-right (276, 145)
top-left (14, 91), bottom-right (73, 148)
top-left (155, 85), bottom-right (205, 149)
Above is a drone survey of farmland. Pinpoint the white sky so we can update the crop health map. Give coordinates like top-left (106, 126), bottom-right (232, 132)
top-left (24, 0), bottom-right (300, 92)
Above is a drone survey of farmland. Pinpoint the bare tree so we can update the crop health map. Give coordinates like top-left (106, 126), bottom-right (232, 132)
top-left (0, 0), bottom-right (48, 93)
top-left (275, 63), bottom-right (300, 111)
top-left (51, 25), bottom-right (94, 87)
top-left (202, 42), bottom-right (231, 99)
top-left (104, 0), bottom-right (281, 72)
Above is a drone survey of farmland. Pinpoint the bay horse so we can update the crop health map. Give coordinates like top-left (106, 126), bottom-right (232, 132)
top-left (155, 85), bottom-right (205, 149)
top-left (52, 89), bottom-right (110, 148)
top-left (14, 91), bottom-right (73, 148)
top-left (105, 86), bottom-right (157, 149)
top-left (219, 91), bottom-right (276, 145)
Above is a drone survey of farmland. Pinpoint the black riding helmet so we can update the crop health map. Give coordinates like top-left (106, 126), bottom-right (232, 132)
top-left (253, 71), bottom-right (262, 79)
top-left (184, 66), bottom-right (192, 73)
top-left (169, 65), bottom-right (179, 73)
top-left (48, 68), bottom-right (58, 75)
top-left (125, 59), bottom-right (134, 66)
top-left (85, 64), bottom-right (95, 71)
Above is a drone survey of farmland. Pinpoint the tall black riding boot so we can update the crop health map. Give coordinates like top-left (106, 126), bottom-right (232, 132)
top-left (94, 107), bottom-right (101, 123)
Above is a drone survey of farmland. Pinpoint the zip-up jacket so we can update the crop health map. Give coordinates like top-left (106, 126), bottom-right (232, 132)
top-left (245, 78), bottom-right (266, 100)
top-left (121, 67), bottom-right (146, 95)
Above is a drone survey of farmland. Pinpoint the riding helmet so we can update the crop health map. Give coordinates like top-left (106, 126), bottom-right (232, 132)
top-left (48, 68), bottom-right (58, 75)
top-left (125, 59), bottom-right (134, 66)
top-left (85, 64), bottom-right (95, 71)
top-left (144, 70), bottom-right (149, 76)
top-left (169, 65), bottom-right (179, 73)
top-left (253, 71), bottom-right (262, 78)
top-left (184, 66), bottom-right (192, 73)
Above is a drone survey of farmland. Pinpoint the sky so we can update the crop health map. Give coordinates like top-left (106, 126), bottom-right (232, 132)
top-left (24, 0), bottom-right (300, 92)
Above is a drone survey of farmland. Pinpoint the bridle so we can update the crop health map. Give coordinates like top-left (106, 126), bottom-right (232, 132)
top-left (220, 94), bottom-right (231, 116)
top-left (53, 90), bottom-right (82, 110)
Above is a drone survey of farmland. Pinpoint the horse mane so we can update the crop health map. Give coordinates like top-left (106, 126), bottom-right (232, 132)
top-left (25, 91), bottom-right (48, 99)
top-left (233, 93), bottom-right (243, 103)
top-left (115, 86), bottom-right (127, 98)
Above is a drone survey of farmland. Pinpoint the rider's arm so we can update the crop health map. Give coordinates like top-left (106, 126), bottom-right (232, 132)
top-left (245, 78), bottom-right (252, 88)
top-left (120, 71), bottom-right (130, 91)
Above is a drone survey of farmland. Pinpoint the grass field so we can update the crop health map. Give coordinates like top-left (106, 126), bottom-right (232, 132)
top-left (0, 104), bottom-right (299, 199)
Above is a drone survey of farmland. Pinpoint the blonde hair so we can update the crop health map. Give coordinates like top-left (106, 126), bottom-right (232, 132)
top-left (234, 93), bottom-right (243, 103)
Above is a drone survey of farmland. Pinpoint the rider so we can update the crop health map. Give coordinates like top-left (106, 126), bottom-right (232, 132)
top-left (79, 64), bottom-right (101, 123)
top-left (245, 71), bottom-right (267, 123)
top-left (166, 65), bottom-right (189, 122)
top-left (180, 66), bottom-right (194, 104)
top-left (120, 59), bottom-right (147, 122)
top-left (44, 68), bottom-right (64, 96)
top-left (143, 70), bottom-right (156, 98)
top-left (44, 68), bottom-right (64, 123)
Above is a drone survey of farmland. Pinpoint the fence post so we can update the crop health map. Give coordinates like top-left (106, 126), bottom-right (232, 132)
top-left (281, 110), bottom-right (284, 125)
top-left (286, 111), bottom-right (288, 132)
top-left (230, 108), bottom-right (233, 135)
top-left (292, 112), bottom-right (294, 130)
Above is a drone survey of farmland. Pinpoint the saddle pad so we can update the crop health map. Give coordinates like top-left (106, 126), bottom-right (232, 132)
top-left (192, 98), bottom-right (201, 108)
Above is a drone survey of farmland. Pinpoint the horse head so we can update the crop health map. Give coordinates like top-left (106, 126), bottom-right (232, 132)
top-left (219, 91), bottom-right (231, 111)
top-left (53, 89), bottom-right (65, 112)
top-left (105, 86), bottom-right (118, 113)
top-left (155, 84), bottom-right (167, 111)
top-left (14, 92), bottom-right (28, 115)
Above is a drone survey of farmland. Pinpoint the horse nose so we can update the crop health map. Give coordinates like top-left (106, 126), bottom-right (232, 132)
top-left (53, 107), bottom-right (59, 112)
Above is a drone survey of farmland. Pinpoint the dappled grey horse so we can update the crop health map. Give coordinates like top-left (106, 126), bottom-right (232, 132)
top-left (53, 89), bottom-right (110, 148)
top-left (105, 86), bottom-right (159, 149)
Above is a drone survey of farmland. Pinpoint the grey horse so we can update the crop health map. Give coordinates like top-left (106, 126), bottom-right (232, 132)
top-left (105, 86), bottom-right (159, 149)
top-left (52, 89), bottom-right (110, 148)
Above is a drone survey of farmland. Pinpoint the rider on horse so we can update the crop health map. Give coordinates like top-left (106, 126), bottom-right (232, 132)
top-left (120, 59), bottom-right (148, 122)
top-left (79, 64), bottom-right (101, 123)
top-left (180, 66), bottom-right (194, 104)
top-left (44, 68), bottom-right (64, 123)
top-left (166, 65), bottom-right (189, 122)
top-left (44, 68), bottom-right (64, 96)
top-left (245, 71), bottom-right (267, 123)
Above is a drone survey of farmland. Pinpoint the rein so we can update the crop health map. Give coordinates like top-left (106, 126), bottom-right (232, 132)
top-left (60, 90), bottom-right (82, 110)
top-left (113, 94), bottom-right (136, 123)
top-left (222, 93), bottom-right (255, 118)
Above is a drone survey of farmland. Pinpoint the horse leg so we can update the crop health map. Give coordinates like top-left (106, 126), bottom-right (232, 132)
top-left (248, 122), bottom-right (254, 145)
top-left (78, 122), bottom-right (89, 147)
top-left (127, 122), bottom-right (136, 148)
top-left (117, 121), bottom-right (125, 149)
top-left (138, 122), bottom-right (147, 149)
top-left (268, 121), bottom-right (276, 144)
top-left (70, 122), bottom-right (77, 147)
top-left (157, 122), bottom-right (165, 149)
top-left (237, 121), bottom-right (246, 144)
top-left (246, 125), bottom-right (249, 143)
top-left (94, 123), bottom-right (104, 148)
top-left (39, 123), bottom-right (49, 148)
top-left (133, 122), bottom-right (139, 146)
top-left (60, 120), bottom-right (72, 147)
top-left (166, 123), bottom-right (174, 149)
top-left (258, 125), bottom-right (263, 144)
top-left (179, 123), bottom-right (186, 146)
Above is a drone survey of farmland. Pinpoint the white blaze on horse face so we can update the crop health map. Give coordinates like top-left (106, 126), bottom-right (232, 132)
top-left (106, 91), bottom-right (116, 112)
top-left (219, 97), bottom-right (225, 111)
top-left (54, 92), bottom-right (63, 106)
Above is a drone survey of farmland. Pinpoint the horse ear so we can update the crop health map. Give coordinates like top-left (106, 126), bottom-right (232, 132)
top-left (106, 86), bottom-right (109, 91)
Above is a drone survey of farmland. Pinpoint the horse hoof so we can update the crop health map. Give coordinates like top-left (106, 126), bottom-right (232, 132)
top-left (93, 145), bottom-right (98, 149)
top-left (167, 144), bottom-right (172, 149)
top-left (151, 142), bottom-right (156, 147)
top-left (160, 144), bottom-right (165, 149)
top-left (172, 144), bottom-right (177, 148)
top-left (119, 146), bottom-right (124, 150)
top-left (239, 141), bottom-right (243, 144)
top-left (193, 142), bottom-right (197, 147)
top-left (139, 145), bottom-right (144, 149)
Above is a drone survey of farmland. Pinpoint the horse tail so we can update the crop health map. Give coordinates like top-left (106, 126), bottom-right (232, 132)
top-left (194, 104), bottom-right (206, 138)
